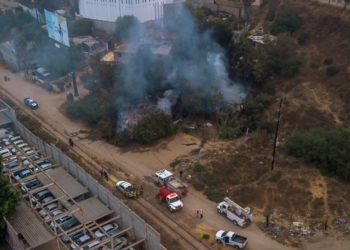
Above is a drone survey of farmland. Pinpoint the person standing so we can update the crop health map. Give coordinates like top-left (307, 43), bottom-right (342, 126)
top-left (200, 209), bottom-right (203, 219)
top-left (196, 209), bottom-right (199, 218)
top-left (179, 170), bottom-right (183, 178)
top-left (100, 168), bottom-right (104, 177)
top-left (69, 138), bottom-right (73, 147)
top-left (104, 171), bottom-right (109, 181)
top-left (4, 76), bottom-right (7, 81)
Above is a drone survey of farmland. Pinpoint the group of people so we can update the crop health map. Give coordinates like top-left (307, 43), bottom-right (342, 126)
top-left (123, 186), bottom-right (143, 199)
top-left (196, 208), bottom-right (204, 219)
top-left (100, 168), bottom-right (109, 181)
top-left (4, 75), bottom-right (10, 81)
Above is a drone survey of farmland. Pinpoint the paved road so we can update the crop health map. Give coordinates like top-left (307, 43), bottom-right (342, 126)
top-left (0, 68), bottom-right (293, 250)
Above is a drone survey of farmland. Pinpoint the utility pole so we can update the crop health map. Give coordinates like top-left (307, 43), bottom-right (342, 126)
top-left (271, 96), bottom-right (286, 171)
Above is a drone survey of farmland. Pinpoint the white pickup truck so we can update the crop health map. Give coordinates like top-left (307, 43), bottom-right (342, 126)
top-left (215, 230), bottom-right (248, 249)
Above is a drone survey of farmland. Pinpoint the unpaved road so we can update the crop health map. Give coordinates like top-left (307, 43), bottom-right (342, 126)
top-left (1, 67), bottom-right (348, 250)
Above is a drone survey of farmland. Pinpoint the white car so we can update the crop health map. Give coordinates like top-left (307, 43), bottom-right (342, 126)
top-left (116, 181), bottom-right (133, 192)
top-left (94, 223), bottom-right (119, 239)
top-left (71, 234), bottom-right (94, 249)
top-left (39, 203), bottom-right (59, 217)
top-left (104, 237), bottom-right (127, 250)
top-left (44, 209), bottom-right (64, 222)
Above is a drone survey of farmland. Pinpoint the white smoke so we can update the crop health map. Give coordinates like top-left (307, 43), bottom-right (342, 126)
top-left (157, 90), bottom-right (179, 114)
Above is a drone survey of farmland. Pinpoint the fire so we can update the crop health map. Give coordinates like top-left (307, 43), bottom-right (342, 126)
top-left (240, 103), bottom-right (244, 110)
top-left (125, 119), bottom-right (129, 125)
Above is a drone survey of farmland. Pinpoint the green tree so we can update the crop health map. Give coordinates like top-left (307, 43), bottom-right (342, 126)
top-left (270, 8), bottom-right (303, 35)
top-left (132, 112), bottom-right (179, 144)
top-left (0, 155), bottom-right (21, 235)
top-left (219, 111), bottom-right (242, 139)
top-left (115, 15), bottom-right (140, 43)
top-left (244, 94), bottom-right (272, 116)
top-left (253, 62), bottom-right (269, 84)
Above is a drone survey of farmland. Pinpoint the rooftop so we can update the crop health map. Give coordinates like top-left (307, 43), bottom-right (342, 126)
top-left (101, 51), bottom-right (114, 62)
top-left (6, 202), bottom-right (55, 248)
top-left (151, 44), bottom-right (172, 56)
top-left (71, 36), bottom-right (95, 46)
top-left (248, 33), bottom-right (276, 45)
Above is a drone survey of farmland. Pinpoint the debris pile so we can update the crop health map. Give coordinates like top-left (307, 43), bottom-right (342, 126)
top-left (334, 217), bottom-right (350, 236)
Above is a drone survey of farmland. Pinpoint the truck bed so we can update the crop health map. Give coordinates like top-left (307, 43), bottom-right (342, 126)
top-left (233, 235), bottom-right (247, 244)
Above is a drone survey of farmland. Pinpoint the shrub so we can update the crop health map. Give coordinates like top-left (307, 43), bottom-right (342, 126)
top-left (203, 234), bottom-right (210, 239)
top-left (324, 58), bottom-right (333, 65)
top-left (193, 164), bottom-right (204, 173)
top-left (270, 8), bottom-right (303, 35)
top-left (67, 93), bottom-right (74, 102)
top-left (282, 55), bottom-right (307, 76)
top-left (114, 133), bottom-right (129, 147)
top-left (268, 172), bottom-right (281, 182)
top-left (298, 32), bottom-right (309, 45)
top-left (55, 81), bottom-right (65, 92)
top-left (203, 172), bottom-right (212, 183)
top-left (132, 112), bottom-right (179, 144)
top-left (230, 159), bottom-right (243, 167)
top-left (244, 94), bottom-right (272, 116)
top-left (259, 121), bottom-right (275, 134)
top-left (327, 66), bottom-right (339, 76)
top-left (257, 166), bottom-right (268, 175)
top-left (98, 120), bottom-right (114, 138)
top-left (192, 181), bottom-right (205, 191)
top-left (265, 83), bottom-right (276, 96)
top-left (170, 159), bottom-right (181, 169)
top-left (232, 178), bottom-right (240, 185)
top-left (224, 167), bottom-right (233, 175)
top-left (204, 188), bottom-right (222, 202)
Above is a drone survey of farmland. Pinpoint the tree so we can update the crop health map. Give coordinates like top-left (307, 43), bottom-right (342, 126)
top-left (14, 35), bottom-right (28, 70)
top-left (219, 111), bottom-right (242, 139)
top-left (270, 8), bottom-right (303, 35)
top-left (115, 16), bottom-right (140, 43)
top-left (0, 155), bottom-right (21, 236)
top-left (244, 94), bottom-right (272, 116)
top-left (253, 62), bottom-right (269, 84)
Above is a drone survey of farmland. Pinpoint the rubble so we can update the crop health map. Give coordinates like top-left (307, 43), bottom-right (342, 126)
top-left (334, 217), bottom-right (350, 236)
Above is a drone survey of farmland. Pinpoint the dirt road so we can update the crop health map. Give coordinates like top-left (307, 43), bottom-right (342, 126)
top-left (0, 67), bottom-right (344, 250)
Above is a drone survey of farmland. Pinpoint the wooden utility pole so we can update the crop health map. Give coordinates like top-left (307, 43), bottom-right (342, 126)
top-left (271, 96), bottom-right (286, 171)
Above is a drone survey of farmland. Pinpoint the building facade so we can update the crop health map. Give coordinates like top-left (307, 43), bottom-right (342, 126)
top-left (78, 0), bottom-right (170, 23)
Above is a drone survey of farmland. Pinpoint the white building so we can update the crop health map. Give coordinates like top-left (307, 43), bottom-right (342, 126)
top-left (78, 0), bottom-right (168, 23)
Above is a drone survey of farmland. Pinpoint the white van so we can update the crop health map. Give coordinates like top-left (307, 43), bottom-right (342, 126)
top-left (11, 143), bottom-right (28, 153)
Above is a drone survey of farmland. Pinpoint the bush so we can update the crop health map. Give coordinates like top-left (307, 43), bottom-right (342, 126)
top-left (327, 66), bottom-right (339, 77)
top-left (259, 121), bottom-right (275, 133)
top-left (282, 55), bottom-right (307, 76)
top-left (170, 159), bottom-right (181, 169)
top-left (324, 58), bottom-right (333, 65)
top-left (67, 93), bottom-right (74, 102)
top-left (193, 164), bottom-right (204, 173)
top-left (55, 81), bottom-right (65, 92)
top-left (114, 133), bottom-right (129, 147)
top-left (223, 167), bottom-right (233, 175)
top-left (298, 32), bottom-right (309, 45)
top-left (204, 188), bottom-right (222, 202)
top-left (265, 83), bottom-right (276, 96)
top-left (244, 94), bottom-right (272, 116)
top-left (230, 159), bottom-right (243, 167)
top-left (257, 166), bottom-right (268, 175)
top-left (286, 128), bottom-right (350, 180)
top-left (268, 172), bottom-right (281, 182)
top-left (232, 178), bottom-right (240, 185)
top-left (270, 8), bottom-right (303, 35)
top-left (132, 112), bottom-right (179, 144)
top-left (98, 120), bottom-right (114, 138)
top-left (192, 181), bottom-right (205, 191)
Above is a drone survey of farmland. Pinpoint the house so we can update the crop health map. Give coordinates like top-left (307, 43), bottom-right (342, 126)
top-left (248, 32), bottom-right (276, 51)
top-left (71, 36), bottom-right (107, 56)
top-left (0, 40), bottom-right (36, 72)
top-left (113, 40), bottom-right (172, 64)
top-left (0, 0), bottom-right (19, 12)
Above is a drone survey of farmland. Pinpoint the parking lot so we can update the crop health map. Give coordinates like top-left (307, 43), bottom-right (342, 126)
top-left (0, 101), bottom-right (161, 250)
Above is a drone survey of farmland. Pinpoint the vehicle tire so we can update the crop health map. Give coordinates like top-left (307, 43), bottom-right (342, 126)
top-left (217, 209), bottom-right (222, 214)
top-left (234, 246), bottom-right (240, 249)
top-left (216, 239), bottom-right (222, 244)
top-left (233, 220), bottom-right (238, 225)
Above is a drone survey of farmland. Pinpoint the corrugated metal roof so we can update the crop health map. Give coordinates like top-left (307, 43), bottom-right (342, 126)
top-left (36, 167), bottom-right (88, 199)
top-left (7, 202), bottom-right (55, 248)
top-left (70, 197), bottom-right (111, 224)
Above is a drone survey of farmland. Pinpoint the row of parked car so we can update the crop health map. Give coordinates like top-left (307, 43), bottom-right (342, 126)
top-left (0, 129), bottom-right (136, 250)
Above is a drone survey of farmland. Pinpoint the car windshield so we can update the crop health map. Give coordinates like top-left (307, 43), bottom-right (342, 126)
top-left (221, 231), bottom-right (228, 237)
top-left (169, 197), bottom-right (179, 203)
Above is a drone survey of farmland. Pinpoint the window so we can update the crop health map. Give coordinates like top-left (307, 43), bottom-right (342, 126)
top-left (118, 53), bottom-right (122, 58)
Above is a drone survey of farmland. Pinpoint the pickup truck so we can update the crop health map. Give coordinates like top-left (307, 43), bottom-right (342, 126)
top-left (215, 230), bottom-right (248, 249)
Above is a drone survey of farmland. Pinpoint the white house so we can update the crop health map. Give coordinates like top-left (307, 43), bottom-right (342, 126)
top-left (78, 0), bottom-right (170, 23)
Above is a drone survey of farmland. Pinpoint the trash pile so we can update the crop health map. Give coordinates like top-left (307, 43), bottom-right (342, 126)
top-left (334, 218), bottom-right (350, 236)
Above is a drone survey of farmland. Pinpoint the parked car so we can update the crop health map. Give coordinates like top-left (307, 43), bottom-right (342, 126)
top-left (14, 168), bottom-right (32, 180)
top-left (61, 230), bottom-right (85, 244)
top-left (50, 214), bottom-right (76, 230)
top-left (21, 179), bottom-right (42, 194)
top-left (44, 209), bottom-right (64, 222)
top-left (94, 223), bottom-right (119, 239)
top-left (103, 237), bottom-right (127, 250)
top-left (71, 234), bottom-right (95, 249)
top-left (31, 190), bottom-right (52, 204)
top-left (116, 181), bottom-right (133, 193)
top-left (24, 98), bottom-right (39, 109)
top-left (2, 160), bottom-right (21, 173)
top-left (37, 67), bottom-right (50, 77)
top-left (39, 196), bottom-right (55, 206)
top-left (215, 230), bottom-right (248, 248)
top-left (83, 240), bottom-right (101, 250)
top-left (11, 143), bottom-right (28, 153)
top-left (39, 202), bottom-right (60, 217)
